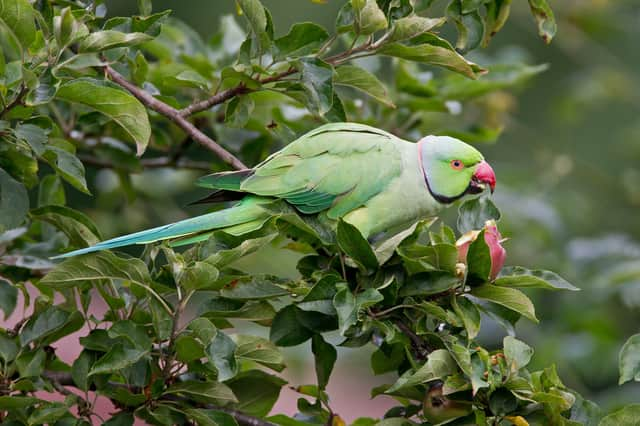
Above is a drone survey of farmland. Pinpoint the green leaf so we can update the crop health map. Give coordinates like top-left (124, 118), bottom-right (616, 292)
top-left (225, 95), bottom-right (255, 128)
top-left (236, 0), bottom-right (270, 51)
top-left (471, 284), bottom-right (538, 323)
top-left (227, 370), bottom-right (286, 417)
top-left (150, 296), bottom-right (173, 340)
top-left (333, 283), bottom-right (383, 334)
top-left (470, 351), bottom-right (489, 394)
top-left (0, 277), bottom-right (17, 319)
top-left (447, 1), bottom-right (485, 52)
top-left (184, 409), bottom-right (239, 426)
top-left (494, 267), bottom-right (580, 291)
top-left (206, 330), bottom-right (238, 381)
top-left (311, 334), bottom-right (337, 389)
top-left (503, 336), bottom-right (533, 371)
top-left (466, 230), bottom-right (491, 285)
top-left (371, 343), bottom-right (406, 375)
top-left (0, 0), bottom-right (36, 49)
top-left (337, 219), bottom-right (379, 271)
top-left (220, 276), bottom-right (289, 300)
top-left (27, 402), bottom-right (70, 425)
top-left (377, 36), bottom-right (486, 79)
top-left (386, 349), bottom-right (457, 392)
top-left (374, 221), bottom-right (428, 265)
top-left (53, 7), bottom-right (89, 48)
top-left (334, 2), bottom-right (355, 33)
top-left (0, 168), bottom-right (29, 232)
top-left (89, 343), bottom-right (148, 375)
top-left (237, 0), bottom-right (267, 35)
top-left (570, 393), bottom-right (602, 426)
top-left (400, 271), bottom-right (459, 296)
top-left (72, 350), bottom-right (93, 392)
top-left (43, 251), bottom-right (151, 287)
top-left (335, 65), bottom-right (395, 108)
top-left (41, 144), bottom-right (89, 194)
top-left (452, 296), bottom-right (480, 339)
top-left (16, 349), bottom-right (46, 377)
top-left (270, 305), bottom-right (314, 346)
top-left (200, 300), bottom-right (276, 323)
top-left (78, 30), bottom-right (153, 52)
top-left (457, 197), bottom-right (501, 234)
top-left (165, 380), bottom-right (238, 405)
top-left (389, 16), bottom-right (446, 42)
top-left (275, 22), bottom-right (329, 59)
top-left (0, 333), bottom-right (18, 363)
top-left (109, 320), bottom-right (153, 350)
top-left (234, 334), bottom-right (284, 371)
top-left (103, 412), bottom-right (135, 426)
top-left (353, 0), bottom-right (388, 35)
top-left (0, 396), bottom-right (40, 409)
top-left (297, 57), bottom-right (334, 116)
top-left (200, 233), bottom-right (277, 268)
top-left (483, 0), bottom-right (511, 46)
top-left (527, 0), bottom-right (556, 44)
top-left (180, 261), bottom-right (220, 291)
top-left (619, 334), bottom-right (640, 385)
top-left (270, 305), bottom-right (336, 346)
top-left (175, 335), bottom-right (205, 363)
top-left (438, 63), bottom-right (548, 101)
top-left (56, 78), bottom-right (151, 156)
top-left (31, 205), bottom-right (101, 247)
top-left (489, 388), bottom-right (517, 416)
top-left (599, 404), bottom-right (640, 426)
top-left (19, 306), bottom-right (76, 346)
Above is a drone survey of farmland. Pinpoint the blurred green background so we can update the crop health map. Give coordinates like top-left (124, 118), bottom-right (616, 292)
top-left (98, 0), bottom-right (640, 417)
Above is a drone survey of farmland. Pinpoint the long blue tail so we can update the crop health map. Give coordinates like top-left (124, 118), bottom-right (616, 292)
top-left (52, 197), bottom-right (270, 259)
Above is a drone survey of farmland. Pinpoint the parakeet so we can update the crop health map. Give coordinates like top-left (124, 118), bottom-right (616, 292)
top-left (54, 122), bottom-right (495, 258)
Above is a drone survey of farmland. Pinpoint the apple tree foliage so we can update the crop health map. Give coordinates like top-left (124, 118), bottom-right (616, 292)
top-left (0, 0), bottom-right (635, 425)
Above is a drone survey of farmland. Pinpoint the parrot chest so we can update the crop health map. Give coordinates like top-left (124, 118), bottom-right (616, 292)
top-left (343, 144), bottom-right (442, 238)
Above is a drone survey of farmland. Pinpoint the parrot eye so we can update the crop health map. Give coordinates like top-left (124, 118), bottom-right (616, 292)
top-left (450, 159), bottom-right (464, 170)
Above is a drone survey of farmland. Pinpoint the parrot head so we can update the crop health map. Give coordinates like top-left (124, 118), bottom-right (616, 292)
top-left (418, 135), bottom-right (496, 203)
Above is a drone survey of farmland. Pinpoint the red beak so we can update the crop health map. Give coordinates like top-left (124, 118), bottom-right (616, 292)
top-left (473, 160), bottom-right (496, 193)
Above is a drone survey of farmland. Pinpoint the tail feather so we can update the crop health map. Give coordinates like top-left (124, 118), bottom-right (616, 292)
top-left (52, 197), bottom-right (271, 259)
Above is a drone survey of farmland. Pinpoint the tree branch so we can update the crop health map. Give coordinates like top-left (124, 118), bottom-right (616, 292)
top-left (43, 371), bottom-right (275, 426)
top-left (103, 65), bottom-right (247, 170)
top-left (179, 67), bottom-right (298, 118)
top-left (393, 318), bottom-right (432, 361)
top-left (179, 84), bottom-right (250, 117)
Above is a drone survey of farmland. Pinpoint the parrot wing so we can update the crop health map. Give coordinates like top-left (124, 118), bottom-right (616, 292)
top-left (197, 123), bottom-right (403, 219)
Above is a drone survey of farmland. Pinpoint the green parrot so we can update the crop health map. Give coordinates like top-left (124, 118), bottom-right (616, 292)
top-left (54, 122), bottom-right (495, 258)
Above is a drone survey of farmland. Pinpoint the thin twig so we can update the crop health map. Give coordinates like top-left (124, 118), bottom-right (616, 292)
top-left (179, 67), bottom-right (298, 118)
top-left (0, 85), bottom-right (27, 119)
top-left (161, 291), bottom-right (191, 379)
top-left (103, 65), bottom-right (247, 170)
top-left (179, 84), bottom-right (250, 117)
top-left (393, 318), bottom-right (432, 361)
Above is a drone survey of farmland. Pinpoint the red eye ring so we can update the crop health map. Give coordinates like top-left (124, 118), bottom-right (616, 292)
top-left (450, 159), bottom-right (464, 170)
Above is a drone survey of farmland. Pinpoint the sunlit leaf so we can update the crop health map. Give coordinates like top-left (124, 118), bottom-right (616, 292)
top-left (334, 65), bottom-right (395, 107)
top-left (495, 267), bottom-right (580, 291)
top-left (471, 285), bottom-right (537, 323)
top-left (619, 334), bottom-right (640, 385)
top-left (0, 0), bottom-right (36, 49)
top-left (56, 78), bottom-right (151, 156)
top-left (79, 30), bottom-right (153, 52)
